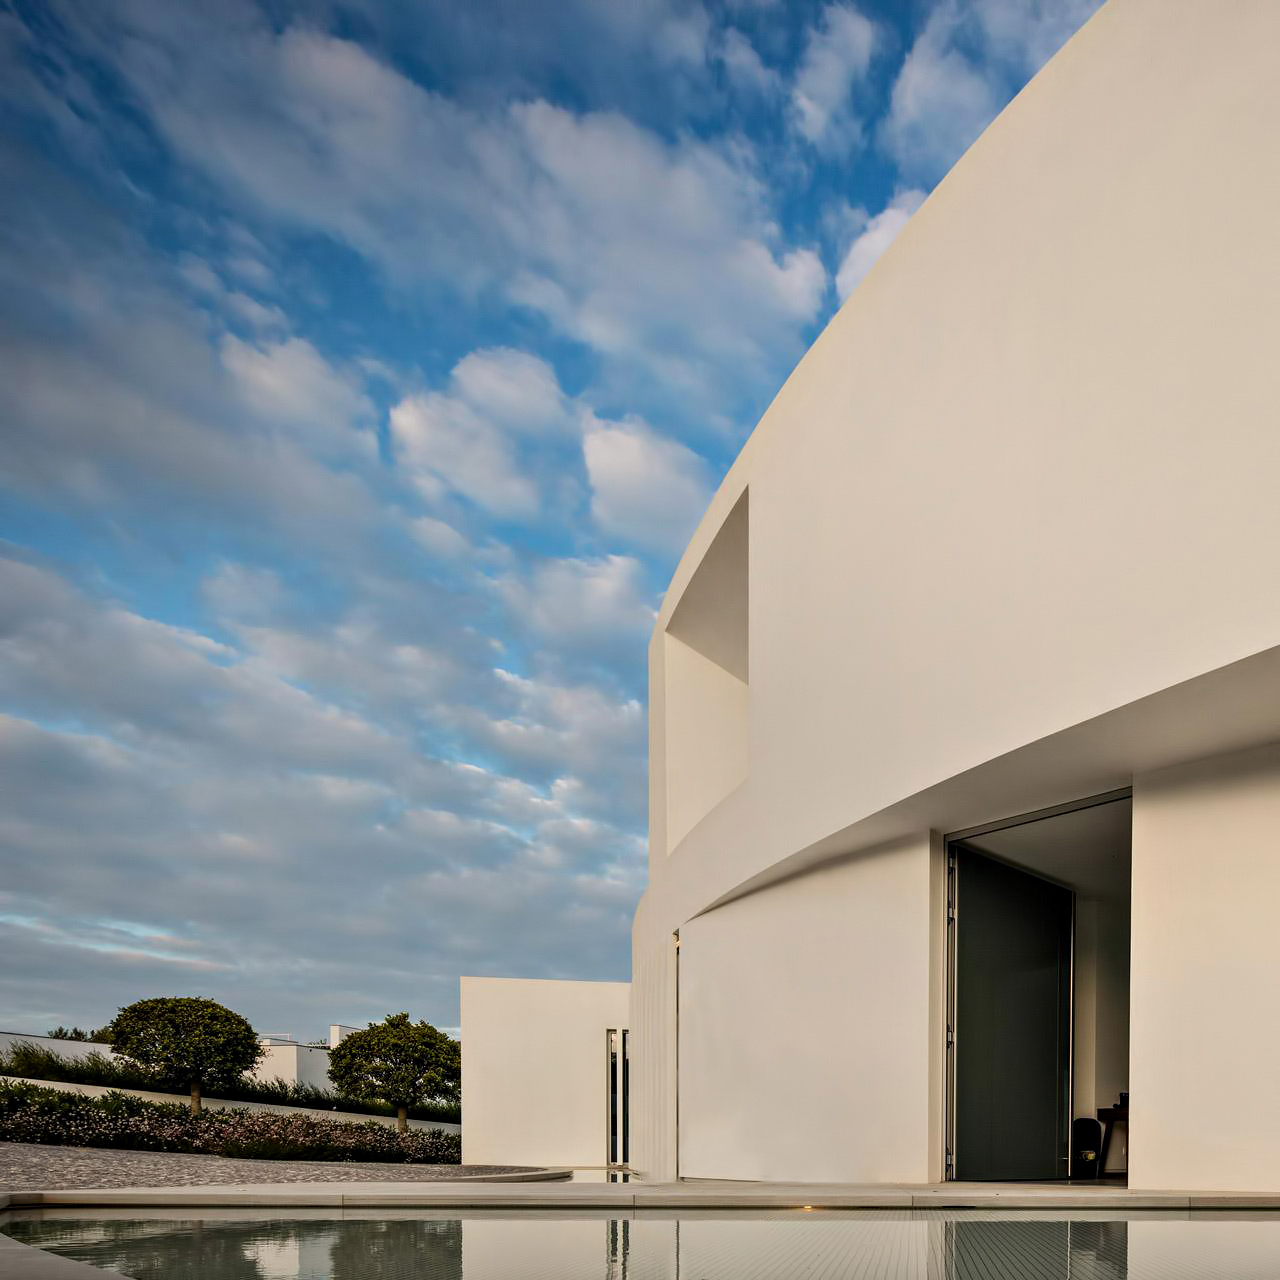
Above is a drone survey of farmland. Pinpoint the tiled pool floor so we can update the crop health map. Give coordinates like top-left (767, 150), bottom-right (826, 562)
top-left (6, 1207), bottom-right (1280, 1279)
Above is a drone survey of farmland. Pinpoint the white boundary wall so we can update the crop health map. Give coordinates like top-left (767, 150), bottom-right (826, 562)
top-left (254, 1042), bottom-right (332, 1089)
top-left (461, 977), bottom-right (629, 1168)
top-left (0, 1032), bottom-right (116, 1063)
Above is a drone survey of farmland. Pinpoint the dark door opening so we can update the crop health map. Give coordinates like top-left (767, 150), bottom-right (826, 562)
top-left (951, 847), bottom-right (1073, 1181)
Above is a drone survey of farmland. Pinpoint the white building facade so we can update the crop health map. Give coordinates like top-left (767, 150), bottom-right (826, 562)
top-left (630, 0), bottom-right (1280, 1193)
top-left (460, 977), bottom-right (629, 1169)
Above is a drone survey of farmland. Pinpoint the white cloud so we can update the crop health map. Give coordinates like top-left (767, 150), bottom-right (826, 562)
top-left (791, 3), bottom-right (878, 147)
top-left (448, 347), bottom-right (568, 434)
top-left (506, 101), bottom-right (826, 377)
top-left (201, 563), bottom-right (287, 624)
top-left (474, 669), bottom-right (647, 822)
top-left (835, 188), bottom-right (927, 300)
top-left (879, 0), bottom-right (1099, 182)
top-left (716, 28), bottom-right (780, 95)
top-left (500, 554), bottom-right (656, 645)
top-left (222, 335), bottom-right (375, 458)
top-left (584, 414), bottom-right (714, 551)
top-left (389, 348), bottom-right (572, 519)
top-left (971, 0), bottom-right (1102, 75)
top-left (409, 515), bottom-right (472, 560)
top-left (652, 9), bottom-right (712, 67)
top-left (66, 10), bottom-right (825, 415)
top-left (0, 553), bottom-right (647, 1030)
top-left (879, 6), bottom-right (1001, 180)
top-left (224, 291), bottom-right (287, 331)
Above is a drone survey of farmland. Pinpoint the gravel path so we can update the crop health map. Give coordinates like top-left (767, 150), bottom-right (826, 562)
top-left (0, 1142), bottom-right (531, 1190)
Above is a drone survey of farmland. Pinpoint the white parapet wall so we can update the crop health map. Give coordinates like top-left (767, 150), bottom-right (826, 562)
top-left (251, 1042), bottom-right (333, 1090)
top-left (3, 1029), bottom-right (334, 1093)
top-left (0, 1032), bottom-right (116, 1063)
top-left (461, 976), bottom-right (630, 1168)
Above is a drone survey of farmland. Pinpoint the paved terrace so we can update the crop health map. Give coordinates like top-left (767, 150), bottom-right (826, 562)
top-left (0, 1143), bottom-right (542, 1192)
top-left (6, 1144), bottom-right (1280, 1210)
top-left (5, 1149), bottom-right (1280, 1210)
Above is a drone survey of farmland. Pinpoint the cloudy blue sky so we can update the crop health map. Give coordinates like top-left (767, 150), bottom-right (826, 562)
top-left (0, 0), bottom-right (1098, 1040)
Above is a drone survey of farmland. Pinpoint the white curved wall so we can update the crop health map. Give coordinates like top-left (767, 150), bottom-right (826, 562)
top-left (634, 0), bottom-right (1280, 1183)
top-left (678, 838), bottom-right (940, 1183)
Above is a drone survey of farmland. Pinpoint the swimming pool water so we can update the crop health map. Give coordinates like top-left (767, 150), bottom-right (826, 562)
top-left (5, 1207), bottom-right (1278, 1278)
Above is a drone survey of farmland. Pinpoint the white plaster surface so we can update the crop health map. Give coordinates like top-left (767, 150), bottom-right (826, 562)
top-left (461, 977), bottom-right (629, 1169)
top-left (678, 839), bottom-right (936, 1183)
top-left (0, 1036), bottom-right (114, 1065)
top-left (632, 0), bottom-right (1280, 1185)
top-left (252, 1043), bottom-right (331, 1090)
top-left (1130, 742), bottom-right (1280, 1192)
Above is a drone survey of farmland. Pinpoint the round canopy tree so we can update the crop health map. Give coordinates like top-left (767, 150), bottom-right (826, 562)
top-left (103, 997), bottom-right (263, 1112)
top-left (328, 1012), bottom-right (460, 1132)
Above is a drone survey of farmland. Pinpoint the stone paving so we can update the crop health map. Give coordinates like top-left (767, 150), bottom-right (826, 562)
top-left (0, 1142), bottom-right (526, 1190)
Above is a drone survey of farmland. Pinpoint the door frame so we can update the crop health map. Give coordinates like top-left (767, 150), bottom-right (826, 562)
top-left (943, 787), bottom-right (1130, 1181)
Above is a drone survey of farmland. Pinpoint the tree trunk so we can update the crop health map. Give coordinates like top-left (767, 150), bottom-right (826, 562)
top-left (397, 1105), bottom-right (407, 1134)
top-left (190, 1079), bottom-right (202, 1114)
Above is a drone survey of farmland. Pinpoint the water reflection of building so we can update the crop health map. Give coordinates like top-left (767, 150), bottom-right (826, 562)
top-left (31, 1211), bottom-right (1280, 1279)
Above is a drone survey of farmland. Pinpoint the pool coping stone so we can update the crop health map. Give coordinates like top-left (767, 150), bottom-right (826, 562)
top-left (9, 1180), bottom-right (1280, 1211)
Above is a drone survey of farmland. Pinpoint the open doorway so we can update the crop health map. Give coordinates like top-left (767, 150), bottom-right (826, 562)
top-left (945, 791), bottom-right (1131, 1182)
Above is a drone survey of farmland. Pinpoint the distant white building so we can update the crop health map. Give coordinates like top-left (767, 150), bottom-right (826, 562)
top-left (0, 1022), bottom-right (363, 1092)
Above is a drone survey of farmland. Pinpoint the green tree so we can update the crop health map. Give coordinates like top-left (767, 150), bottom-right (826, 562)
top-left (103, 997), bottom-right (263, 1113)
top-left (327, 1013), bottom-right (460, 1133)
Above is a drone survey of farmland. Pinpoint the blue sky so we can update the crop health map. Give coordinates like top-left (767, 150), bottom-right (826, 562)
top-left (0, 0), bottom-right (1098, 1040)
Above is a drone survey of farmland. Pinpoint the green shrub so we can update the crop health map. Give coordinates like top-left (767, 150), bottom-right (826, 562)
top-left (0, 1042), bottom-right (460, 1123)
top-left (0, 1080), bottom-right (461, 1163)
top-left (328, 1014), bottom-right (461, 1133)
top-left (103, 997), bottom-right (264, 1112)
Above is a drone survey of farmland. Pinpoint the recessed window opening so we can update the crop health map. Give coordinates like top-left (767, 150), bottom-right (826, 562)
top-left (663, 489), bottom-right (748, 852)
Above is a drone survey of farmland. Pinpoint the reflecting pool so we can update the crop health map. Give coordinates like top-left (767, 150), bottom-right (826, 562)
top-left (7, 1207), bottom-right (1280, 1279)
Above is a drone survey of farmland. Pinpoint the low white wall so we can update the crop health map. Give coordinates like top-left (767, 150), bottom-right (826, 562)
top-left (461, 976), bottom-right (629, 1168)
top-left (2, 1030), bottom-right (334, 1092)
top-left (677, 835), bottom-right (939, 1183)
top-left (1131, 741), bottom-right (1280, 1192)
top-left (0, 1032), bottom-right (116, 1063)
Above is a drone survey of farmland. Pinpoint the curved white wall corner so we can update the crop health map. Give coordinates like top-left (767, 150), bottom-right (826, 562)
top-left (632, 0), bottom-right (1280, 1184)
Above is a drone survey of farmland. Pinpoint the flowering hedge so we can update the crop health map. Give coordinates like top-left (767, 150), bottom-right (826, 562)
top-left (0, 1080), bottom-right (461, 1163)
top-left (0, 1042), bottom-right (461, 1123)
